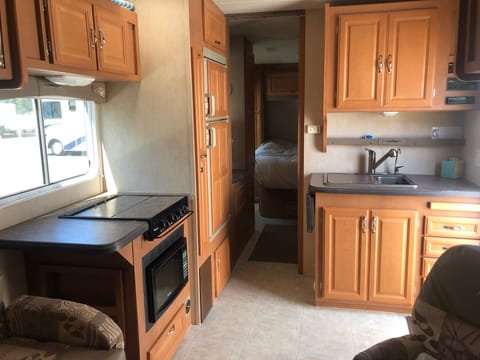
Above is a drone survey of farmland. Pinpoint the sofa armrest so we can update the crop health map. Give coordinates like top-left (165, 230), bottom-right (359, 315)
top-left (353, 334), bottom-right (425, 360)
top-left (6, 295), bottom-right (124, 350)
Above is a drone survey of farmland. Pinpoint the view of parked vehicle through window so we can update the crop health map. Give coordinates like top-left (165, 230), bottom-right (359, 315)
top-left (0, 98), bottom-right (96, 199)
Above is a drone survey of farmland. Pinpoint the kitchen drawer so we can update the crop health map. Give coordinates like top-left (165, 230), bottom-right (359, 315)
top-left (422, 257), bottom-right (437, 279)
top-left (424, 216), bottom-right (480, 239)
top-left (148, 304), bottom-right (186, 360)
top-left (423, 236), bottom-right (480, 257)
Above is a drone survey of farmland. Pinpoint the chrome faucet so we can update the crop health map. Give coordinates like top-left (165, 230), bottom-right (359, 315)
top-left (365, 148), bottom-right (401, 174)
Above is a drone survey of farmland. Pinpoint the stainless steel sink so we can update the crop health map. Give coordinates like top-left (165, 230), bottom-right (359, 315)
top-left (323, 173), bottom-right (418, 189)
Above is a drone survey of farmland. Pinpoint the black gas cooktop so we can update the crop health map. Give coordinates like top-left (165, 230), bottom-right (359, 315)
top-left (60, 194), bottom-right (191, 240)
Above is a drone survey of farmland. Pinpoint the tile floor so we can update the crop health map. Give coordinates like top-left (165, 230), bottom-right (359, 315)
top-left (173, 210), bottom-right (409, 360)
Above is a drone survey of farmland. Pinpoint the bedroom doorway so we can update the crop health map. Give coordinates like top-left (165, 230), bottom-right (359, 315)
top-left (228, 12), bottom-right (304, 271)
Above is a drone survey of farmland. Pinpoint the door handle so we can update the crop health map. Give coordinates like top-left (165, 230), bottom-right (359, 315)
top-left (387, 55), bottom-right (393, 74)
top-left (377, 55), bottom-right (383, 74)
top-left (206, 126), bottom-right (216, 148)
top-left (361, 216), bottom-right (367, 233)
top-left (205, 94), bottom-right (216, 117)
top-left (371, 216), bottom-right (378, 234)
top-left (90, 26), bottom-right (97, 48)
top-left (99, 29), bottom-right (106, 49)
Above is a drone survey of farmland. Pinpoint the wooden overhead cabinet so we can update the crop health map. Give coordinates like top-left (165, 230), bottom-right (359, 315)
top-left (203, 0), bottom-right (227, 55)
top-left (0, 0), bottom-right (13, 80)
top-left (14, 0), bottom-right (140, 81)
top-left (0, 0), bottom-right (25, 88)
top-left (47, 0), bottom-right (139, 75)
top-left (336, 8), bottom-right (438, 109)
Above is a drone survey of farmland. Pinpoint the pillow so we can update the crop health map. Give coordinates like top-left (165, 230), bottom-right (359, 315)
top-left (6, 295), bottom-right (124, 350)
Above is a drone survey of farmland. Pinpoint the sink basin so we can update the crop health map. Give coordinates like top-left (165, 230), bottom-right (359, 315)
top-left (324, 173), bottom-right (418, 189)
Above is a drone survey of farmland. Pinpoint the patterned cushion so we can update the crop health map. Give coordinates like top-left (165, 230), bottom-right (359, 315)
top-left (0, 337), bottom-right (67, 360)
top-left (6, 295), bottom-right (124, 350)
top-left (410, 297), bottom-right (480, 359)
top-left (410, 297), bottom-right (447, 355)
top-left (436, 313), bottom-right (480, 359)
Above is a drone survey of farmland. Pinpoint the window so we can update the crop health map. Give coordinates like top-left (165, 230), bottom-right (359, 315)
top-left (0, 98), bottom-right (96, 199)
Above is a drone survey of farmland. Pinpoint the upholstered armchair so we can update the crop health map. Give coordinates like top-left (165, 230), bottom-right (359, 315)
top-left (354, 245), bottom-right (480, 360)
top-left (0, 294), bottom-right (125, 359)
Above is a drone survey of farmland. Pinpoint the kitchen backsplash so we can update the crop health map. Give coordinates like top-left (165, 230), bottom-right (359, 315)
top-left (305, 111), bottom-right (466, 176)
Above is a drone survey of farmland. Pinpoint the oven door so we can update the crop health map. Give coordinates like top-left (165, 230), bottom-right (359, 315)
top-left (143, 227), bottom-right (188, 330)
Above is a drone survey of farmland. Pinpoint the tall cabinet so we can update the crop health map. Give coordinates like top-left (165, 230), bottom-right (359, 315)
top-left (189, 0), bottom-right (232, 323)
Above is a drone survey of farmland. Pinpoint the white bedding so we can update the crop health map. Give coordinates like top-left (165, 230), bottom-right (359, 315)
top-left (255, 140), bottom-right (297, 189)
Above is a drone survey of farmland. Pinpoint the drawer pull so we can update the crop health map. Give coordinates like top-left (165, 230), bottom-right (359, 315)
top-left (167, 324), bottom-right (175, 336)
top-left (443, 225), bottom-right (464, 231)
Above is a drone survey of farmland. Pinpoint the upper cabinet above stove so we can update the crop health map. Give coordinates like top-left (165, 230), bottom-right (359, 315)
top-left (456, 0), bottom-right (480, 81)
top-left (12, 0), bottom-right (141, 85)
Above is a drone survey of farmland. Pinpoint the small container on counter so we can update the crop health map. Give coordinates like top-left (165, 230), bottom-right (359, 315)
top-left (441, 158), bottom-right (464, 179)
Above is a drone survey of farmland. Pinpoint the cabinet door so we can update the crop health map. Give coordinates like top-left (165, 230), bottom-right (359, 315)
top-left (383, 9), bottom-right (437, 108)
top-left (208, 120), bottom-right (231, 238)
top-left (266, 72), bottom-right (298, 97)
top-left (460, 0), bottom-right (480, 77)
top-left (214, 236), bottom-right (230, 297)
top-left (16, 0), bottom-right (49, 67)
top-left (47, 0), bottom-right (97, 70)
top-left (0, 0), bottom-right (12, 80)
top-left (323, 208), bottom-right (369, 302)
top-left (203, 0), bottom-right (227, 54)
top-left (336, 13), bottom-right (387, 109)
top-left (94, 3), bottom-right (138, 75)
top-left (368, 209), bottom-right (417, 306)
top-left (206, 59), bottom-right (228, 118)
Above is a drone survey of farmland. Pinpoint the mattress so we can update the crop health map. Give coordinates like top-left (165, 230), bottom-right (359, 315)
top-left (255, 140), bottom-right (297, 189)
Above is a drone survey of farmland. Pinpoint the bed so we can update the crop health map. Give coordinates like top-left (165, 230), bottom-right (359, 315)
top-left (255, 139), bottom-right (297, 218)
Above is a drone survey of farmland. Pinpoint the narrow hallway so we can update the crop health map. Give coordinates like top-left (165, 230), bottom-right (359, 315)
top-left (173, 209), bottom-right (409, 360)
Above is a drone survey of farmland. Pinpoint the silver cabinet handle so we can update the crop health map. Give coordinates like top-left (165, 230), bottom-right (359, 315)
top-left (0, 29), bottom-right (4, 68)
top-left (377, 55), bottom-right (383, 74)
top-left (361, 216), bottom-right (367, 233)
top-left (443, 225), bottom-right (464, 231)
top-left (387, 54), bottom-right (393, 74)
top-left (167, 324), bottom-right (175, 336)
top-left (99, 29), bottom-right (106, 49)
top-left (371, 216), bottom-right (378, 234)
top-left (90, 26), bottom-right (97, 48)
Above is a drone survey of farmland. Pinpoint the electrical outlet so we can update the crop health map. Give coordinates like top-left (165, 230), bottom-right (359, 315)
top-left (431, 127), bottom-right (439, 139)
top-left (475, 149), bottom-right (480, 167)
top-left (306, 125), bottom-right (321, 134)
